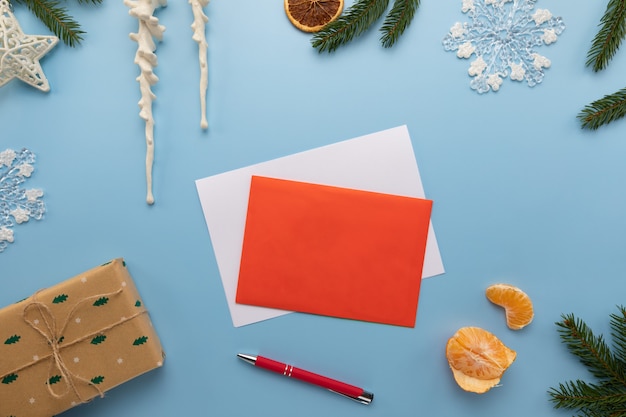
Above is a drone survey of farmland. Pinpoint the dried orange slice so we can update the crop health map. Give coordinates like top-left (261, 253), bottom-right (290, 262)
top-left (446, 327), bottom-right (516, 393)
top-left (284, 0), bottom-right (344, 33)
top-left (486, 283), bottom-right (534, 330)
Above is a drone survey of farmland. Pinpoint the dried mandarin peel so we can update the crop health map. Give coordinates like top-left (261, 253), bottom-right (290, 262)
top-left (486, 283), bottom-right (534, 330)
top-left (284, 0), bottom-right (344, 33)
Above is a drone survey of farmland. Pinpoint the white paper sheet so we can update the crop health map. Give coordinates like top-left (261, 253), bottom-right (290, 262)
top-left (195, 125), bottom-right (445, 327)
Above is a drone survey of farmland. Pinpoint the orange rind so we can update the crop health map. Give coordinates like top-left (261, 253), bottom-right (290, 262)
top-left (450, 367), bottom-right (502, 394)
top-left (486, 283), bottom-right (534, 330)
top-left (446, 326), bottom-right (516, 393)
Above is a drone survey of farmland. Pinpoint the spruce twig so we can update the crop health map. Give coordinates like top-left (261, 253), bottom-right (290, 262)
top-left (380, 0), bottom-right (419, 48)
top-left (578, 87), bottom-right (626, 130)
top-left (312, 0), bottom-right (389, 53)
top-left (612, 305), bottom-right (626, 364)
top-left (578, 0), bottom-right (626, 130)
top-left (586, 0), bottom-right (626, 72)
top-left (13, 0), bottom-right (88, 47)
top-left (548, 306), bottom-right (626, 416)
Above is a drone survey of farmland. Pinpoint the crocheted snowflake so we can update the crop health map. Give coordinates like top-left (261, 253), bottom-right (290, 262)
top-left (443, 0), bottom-right (565, 93)
top-left (0, 148), bottom-right (45, 253)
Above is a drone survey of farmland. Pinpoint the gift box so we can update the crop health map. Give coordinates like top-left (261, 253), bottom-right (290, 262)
top-left (0, 258), bottom-right (165, 416)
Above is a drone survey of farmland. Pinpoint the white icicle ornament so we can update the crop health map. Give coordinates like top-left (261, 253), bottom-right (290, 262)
top-left (125, 0), bottom-right (167, 205)
top-left (190, 0), bottom-right (209, 129)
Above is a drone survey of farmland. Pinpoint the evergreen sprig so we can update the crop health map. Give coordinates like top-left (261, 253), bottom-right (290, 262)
top-left (380, 0), bottom-right (419, 48)
top-left (311, 0), bottom-right (419, 53)
top-left (578, 87), bottom-right (626, 130)
top-left (578, 0), bottom-right (626, 130)
top-left (12, 0), bottom-right (101, 47)
top-left (548, 306), bottom-right (626, 416)
top-left (586, 0), bottom-right (626, 72)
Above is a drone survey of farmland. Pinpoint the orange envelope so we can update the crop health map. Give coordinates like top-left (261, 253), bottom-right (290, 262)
top-left (235, 176), bottom-right (433, 327)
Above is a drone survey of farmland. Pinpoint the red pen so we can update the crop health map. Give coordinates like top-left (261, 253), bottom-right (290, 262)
top-left (237, 353), bottom-right (374, 405)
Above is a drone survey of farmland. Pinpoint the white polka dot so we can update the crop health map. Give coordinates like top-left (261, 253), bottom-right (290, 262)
top-left (74, 357), bottom-right (80, 363)
top-left (33, 355), bottom-right (39, 361)
top-left (75, 317), bottom-right (81, 324)
top-left (29, 397), bottom-right (36, 404)
top-left (157, 361), bottom-right (163, 367)
top-left (117, 358), bottom-right (124, 364)
top-left (81, 277), bottom-right (87, 283)
top-left (33, 319), bottom-right (39, 325)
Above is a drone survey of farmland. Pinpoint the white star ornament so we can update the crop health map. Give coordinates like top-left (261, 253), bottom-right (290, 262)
top-left (0, 0), bottom-right (58, 92)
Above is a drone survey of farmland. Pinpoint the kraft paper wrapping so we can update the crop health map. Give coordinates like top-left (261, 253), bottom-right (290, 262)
top-left (0, 258), bottom-right (165, 417)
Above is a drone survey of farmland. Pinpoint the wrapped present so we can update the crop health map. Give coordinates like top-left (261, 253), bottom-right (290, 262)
top-left (0, 258), bottom-right (165, 416)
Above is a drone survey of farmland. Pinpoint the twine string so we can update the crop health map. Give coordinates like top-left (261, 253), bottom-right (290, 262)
top-left (1, 286), bottom-right (147, 404)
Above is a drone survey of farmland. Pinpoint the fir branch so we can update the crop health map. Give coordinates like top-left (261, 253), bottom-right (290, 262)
top-left (548, 307), bottom-right (626, 416)
top-left (578, 87), bottom-right (626, 130)
top-left (611, 307), bottom-right (626, 365)
top-left (380, 0), bottom-right (418, 48)
top-left (13, 0), bottom-right (85, 47)
top-left (556, 313), bottom-right (626, 384)
top-left (311, 0), bottom-right (390, 53)
top-left (550, 380), bottom-right (626, 411)
top-left (586, 0), bottom-right (626, 72)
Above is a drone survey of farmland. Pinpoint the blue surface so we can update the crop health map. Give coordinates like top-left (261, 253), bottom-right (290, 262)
top-left (2, 0), bottom-right (626, 416)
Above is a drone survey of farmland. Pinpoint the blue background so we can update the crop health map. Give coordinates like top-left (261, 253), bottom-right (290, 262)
top-left (2, 0), bottom-right (626, 416)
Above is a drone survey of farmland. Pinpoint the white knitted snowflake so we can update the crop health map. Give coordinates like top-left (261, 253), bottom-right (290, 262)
top-left (0, 148), bottom-right (45, 252)
top-left (443, 0), bottom-right (565, 93)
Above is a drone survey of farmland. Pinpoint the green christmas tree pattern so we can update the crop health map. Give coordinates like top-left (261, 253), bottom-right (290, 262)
top-left (4, 334), bottom-right (20, 344)
top-left (48, 375), bottom-right (62, 385)
top-left (2, 373), bottom-right (18, 384)
top-left (52, 294), bottom-right (69, 304)
top-left (133, 336), bottom-right (149, 346)
top-left (92, 297), bottom-right (109, 307)
top-left (91, 375), bottom-right (105, 385)
top-left (91, 335), bottom-right (107, 345)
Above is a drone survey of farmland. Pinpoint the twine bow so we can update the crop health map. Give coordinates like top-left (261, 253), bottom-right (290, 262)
top-left (1, 287), bottom-right (146, 404)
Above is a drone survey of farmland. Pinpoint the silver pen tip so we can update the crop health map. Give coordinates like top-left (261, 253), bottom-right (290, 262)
top-left (237, 353), bottom-right (257, 365)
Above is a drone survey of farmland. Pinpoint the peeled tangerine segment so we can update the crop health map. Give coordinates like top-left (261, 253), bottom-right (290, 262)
top-left (446, 326), bottom-right (516, 393)
top-left (486, 283), bottom-right (534, 330)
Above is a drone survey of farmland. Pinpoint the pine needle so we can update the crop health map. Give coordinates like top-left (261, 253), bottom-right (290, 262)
top-left (611, 308), bottom-right (626, 364)
top-left (13, 0), bottom-right (86, 47)
top-left (578, 87), bottom-right (626, 130)
top-left (550, 380), bottom-right (626, 412)
top-left (311, 0), bottom-right (390, 53)
top-left (380, 0), bottom-right (419, 48)
top-left (586, 0), bottom-right (626, 72)
top-left (548, 307), bottom-right (626, 416)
